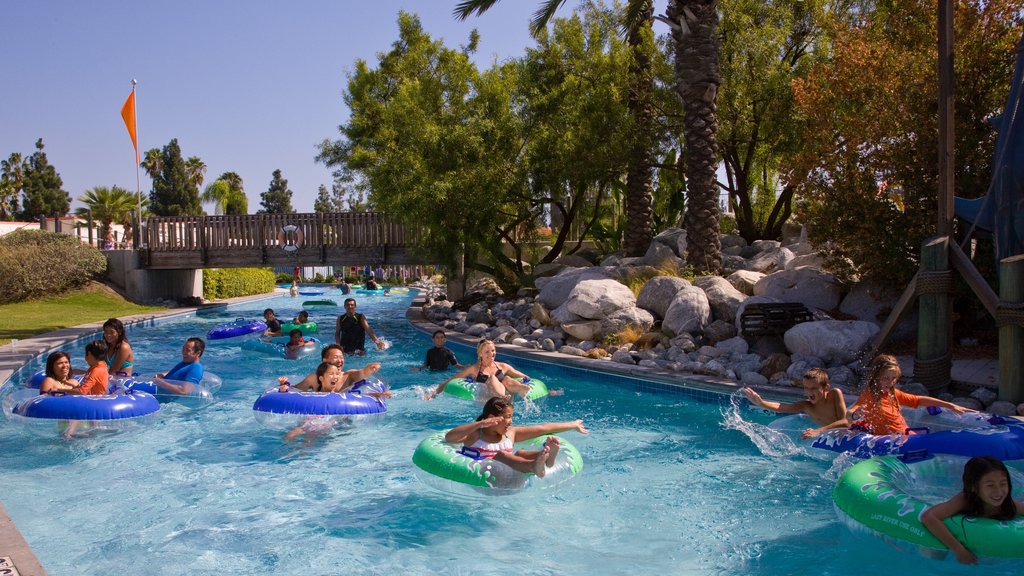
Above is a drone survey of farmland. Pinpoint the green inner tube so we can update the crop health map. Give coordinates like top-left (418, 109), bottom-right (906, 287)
top-left (444, 378), bottom-right (549, 401)
top-left (411, 431), bottom-right (583, 490)
top-left (280, 321), bottom-right (318, 335)
top-left (302, 300), bottom-right (337, 307)
top-left (833, 455), bottom-right (1024, 559)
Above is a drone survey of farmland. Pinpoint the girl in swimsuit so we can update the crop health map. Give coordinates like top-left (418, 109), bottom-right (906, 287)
top-left (426, 339), bottom-right (532, 400)
top-left (444, 396), bottom-right (588, 478)
top-left (102, 318), bottom-right (134, 376)
top-left (38, 351), bottom-right (77, 395)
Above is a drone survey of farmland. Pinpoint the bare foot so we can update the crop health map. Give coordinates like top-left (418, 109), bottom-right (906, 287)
top-left (533, 446), bottom-right (551, 478)
top-left (548, 388), bottom-right (564, 396)
top-left (544, 436), bottom-right (561, 469)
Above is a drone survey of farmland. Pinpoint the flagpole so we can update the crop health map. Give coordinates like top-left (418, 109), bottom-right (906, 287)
top-left (132, 79), bottom-right (141, 248)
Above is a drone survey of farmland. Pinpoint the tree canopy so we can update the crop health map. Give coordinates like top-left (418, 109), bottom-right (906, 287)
top-left (19, 139), bottom-right (70, 220)
top-left (259, 169), bottom-right (295, 214)
top-left (144, 139), bottom-right (203, 216)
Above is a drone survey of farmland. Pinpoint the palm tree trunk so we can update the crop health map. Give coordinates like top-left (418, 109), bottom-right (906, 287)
top-left (623, 0), bottom-right (656, 257)
top-left (669, 0), bottom-right (722, 273)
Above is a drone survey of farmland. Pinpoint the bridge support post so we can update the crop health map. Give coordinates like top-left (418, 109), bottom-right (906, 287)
top-left (999, 255), bottom-right (1024, 403)
top-left (915, 236), bottom-right (952, 394)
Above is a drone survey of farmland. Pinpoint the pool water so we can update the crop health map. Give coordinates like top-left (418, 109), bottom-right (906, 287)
top-left (0, 292), bottom-right (1019, 575)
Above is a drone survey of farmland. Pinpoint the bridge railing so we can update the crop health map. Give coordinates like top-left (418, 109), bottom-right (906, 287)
top-left (141, 212), bottom-right (418, 268)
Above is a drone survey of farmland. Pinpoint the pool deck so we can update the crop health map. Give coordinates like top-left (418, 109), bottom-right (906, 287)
top-left (0, 289), bottom-right (1006, 574)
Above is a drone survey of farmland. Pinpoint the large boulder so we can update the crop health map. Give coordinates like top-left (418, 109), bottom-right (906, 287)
top-left (637, 276), bottom-right (692, 319)
top-left (783, 320), bottom-right (880, 364)
top-left (694, 275), bottom-right (747, 322)
top-left (562, 320), bottom-right (604, 341)
top-left (566, 279), bottom-right (637, 319)
top-left (601, 306), bottom-right (655, 336)
top-left (662, 285), bottom-right (712, 336)
top-left (536, 267), bottom-right (613, 309)
top-left (839, 281), bottom-right (917, 340)
top-left (653, 227), bottom-right (688, 258)
top-left (753, 268), bottom-right (842, 312)
top-left (726, 270), bottom-right (764, 296)
top-left (638, 241), bottom-right (685, 269)
top-left (743, 246), bottom-right (795, 273)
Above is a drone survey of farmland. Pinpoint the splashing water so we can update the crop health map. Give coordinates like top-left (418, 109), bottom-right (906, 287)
top-left (376, 338), bottom-right (393, 351)
top-left (721, 392), bottom-right (805, 458)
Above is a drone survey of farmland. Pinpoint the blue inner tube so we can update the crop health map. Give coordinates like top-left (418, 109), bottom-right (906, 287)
top-left (810, 415), bottom-right (1024, 460)
top-left (12, 390), bottom-right (160, 420)
top-left (252, 379), bottom-right (387, 416)
top-left (298, 289), bottom-right (325, 296)
top-left (207, 318), bottom-right (267, 340)
top-left (355, 288), bottom-right (384, 294)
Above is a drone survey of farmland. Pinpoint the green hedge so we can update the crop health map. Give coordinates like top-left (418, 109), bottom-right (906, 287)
top-left (203, 268), bottom-right (276, 300)
top-left (0, 230), bottom-right (108, 304)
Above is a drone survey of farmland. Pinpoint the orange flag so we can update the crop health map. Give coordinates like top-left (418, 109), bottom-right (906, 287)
top-left (121, 90), bottom-right (139, 164)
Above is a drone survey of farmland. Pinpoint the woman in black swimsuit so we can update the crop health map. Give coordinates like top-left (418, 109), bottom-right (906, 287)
top-left (426, 339), bottom-right (532, 401)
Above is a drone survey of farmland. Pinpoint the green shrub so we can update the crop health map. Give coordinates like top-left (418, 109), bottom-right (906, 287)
top-left (0, 230), bottom-right (107, 304)
top-left (275, 272), bottom-right (294, 284)
top-left (203, 268), bottom-right (276, 300)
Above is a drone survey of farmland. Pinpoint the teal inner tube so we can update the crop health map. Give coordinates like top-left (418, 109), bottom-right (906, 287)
top-left (444, 377), bottom-right (549, 402)
top-left (302, 299), bottom-right (337, 307)
top-left (411, 431), bottom-right (583, 495)
top-left (833, 454), bottom-right (1024, 559)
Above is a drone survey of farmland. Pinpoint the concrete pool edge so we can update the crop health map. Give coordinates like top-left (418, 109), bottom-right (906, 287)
top-left (0, 290), bottom-right (281, 575)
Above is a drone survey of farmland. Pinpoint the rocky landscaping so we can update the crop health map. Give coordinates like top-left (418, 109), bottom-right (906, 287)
top-left (416, 227), bottom-right (1024, 417)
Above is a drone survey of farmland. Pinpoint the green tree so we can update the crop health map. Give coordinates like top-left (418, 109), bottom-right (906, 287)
top-left (0, 152), bottom-right (24, 220)
top-left (259, 169), bottom-right (295, 214)
top-left (185, 157), bottom-right (207, 197)
top-left (74, 185), bottom-right (142, 238)
top-left (791, 0), bottom-right (1021, 285)
top-left (313, 184), bottom-right (339, 214)
top-left (147, 139), bottom-right (203, 216)
top-left (19, 138), bottom-right (71, 220)
top-left (141, 148), bottom-right (163, 180)
top-left (203, 172), bottom-right (248, 215)
top-left (202, 180), bottom-right (232, 215)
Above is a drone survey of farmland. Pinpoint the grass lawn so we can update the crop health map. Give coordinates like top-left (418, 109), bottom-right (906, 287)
top-left (0, 283), bottom-right (165, 345)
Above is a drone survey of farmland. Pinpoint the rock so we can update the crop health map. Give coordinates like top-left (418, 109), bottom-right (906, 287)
top-left (601, 306), bottom-right (655, 336)
top-left (715, 336), bottom-right (749, 355)
top-left (567, 279), bottom-right (638, 319)
top-left (636, 276), bottom-right (692, 319)
top-left (558, 345), bottom-right (586, 357)
top-left (825, 365), bottom-right (857, 390)
top-left (720, 234), bottom-right (747, 250)
top-left (1018, 403), bottom-right (1024, 416)
top-left (783, 320), bottom-right (879, 364)
top-left (785, 252), bottom-right (827, 270)
top-left (638, 241), bottom-right (686, 269)
top-left (577, 340), bottom-right (597, 351)
top-left (550, 303), bottom-right (582, 325)
top-left (741, 371), bottom-right (769, 387)
top-left (969, 387), bottom-right (998, 407)
top-left (743, 246), bottom-right (794, 273)
top-left (727, 270), bottom-right (764, 296)
top-left (753, 268), bottom-right (842, 312)
top-left (541, 338), bottom-right (557, 352)
top-left (749, 335), bottom-right (787, 357)
top-left (555, 254), bottom-right (595, 268)
top-left (702, 319), bottom-right (737, 344)
top-left (839, 281), bottom-right (918, 340)
top-left (562, 320), bottom-right (603, 341)
top-left (585, 348), bottom-right (609, 359)
top-left (760, 353), bottom-right (791, 378)
top-left (634, 331), bottom-right (664, 350)
top-left (534, 262), bottom-right (568, 278)
top-left (694, 275), bottom-right (747, 322)
top-left (670, 333), bottom-right (697, 352)
top-left (954, 397), bottom-right (984, 411)
top-left (535, 267), bottom-right (613, 309)
top-left (511, 337), bottom-right (530, 346)
top-left (611, 349), bottom-right (637, 364)
top-left (654, 227), bottom-right (688, 258)
top-left (988, 400), bottom-right (1018, 416)
top-left (467, 302), bottom-right (493, 324)
top-left (638, 359), bottom-right (661, 368)
top-left (516, 286), bottom-right (539, 298)
top-left (662, 285), bottom-right (712, 336)
top-left (465, 323), bottom-right (489, 337)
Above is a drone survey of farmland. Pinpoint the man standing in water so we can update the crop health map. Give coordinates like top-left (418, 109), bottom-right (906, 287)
top-left (335, 298), bottom-right (385, 356)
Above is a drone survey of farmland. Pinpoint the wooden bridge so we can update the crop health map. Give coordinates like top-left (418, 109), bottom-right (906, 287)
top-left (140, 212), bottom-right (425, 269)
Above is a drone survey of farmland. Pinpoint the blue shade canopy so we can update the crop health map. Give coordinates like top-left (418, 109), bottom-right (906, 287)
top-left (956, 32), bottom-right (1024, 264)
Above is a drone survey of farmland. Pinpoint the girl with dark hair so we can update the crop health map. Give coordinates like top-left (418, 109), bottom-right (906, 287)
top-left (39, 351), bottom-right (76, 395)
top-left (444, 396), bottom-right (588, 478)
top-left (102, 318), bottom-right (134, 376)
top-left (922, 456), bottom-right (1022, 564)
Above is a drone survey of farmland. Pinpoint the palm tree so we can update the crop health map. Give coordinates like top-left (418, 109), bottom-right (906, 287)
top-left (456, 0), bottom-right (657, 257)
top-left (0, 152), bottom-right (24, 220)
top-left (457, 0), bottom-right (723, 270)
top-left (202, 180), bottom-right (231, 215)
top-left (141, 148), bottom-right (163, 179)
top-left (185, 157), bottom-right (207, 196)
top-left (663, 0), bottom-right (721, 273)
top-left (75, 185), bottom-right (140, 241)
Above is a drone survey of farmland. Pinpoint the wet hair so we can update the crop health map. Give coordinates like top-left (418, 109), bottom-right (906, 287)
top-left (344, 298), bottom-right (356, 307)
top-left (263, 308), bottom-right (275, 317)
top-left (322, 344), bottom-right (344, 359)
top-left (296, 311), bottom-right (309, 321)
top-left (802, 368), bottom-right (829, 388)
top-left (186, 337), bottom-right (206, 358)
top-left (85, 339), bottom-right (108, 361)
top-left (314, 361), bottom-right (338, 392)
top-left (102, 318), bottom-right (127, 347)
top-left (45, 351), bottom-right (71, 380)
top-left (289, 329), bottom-right (303, 339)
top-left (962, 456), bottom-right (1017, 520)
top-left (476, 396), bottom-right (513, 422)
top-left (866, 354), bottom-right (901, 399)
top-left (433, 330), bottom-right (446, 338)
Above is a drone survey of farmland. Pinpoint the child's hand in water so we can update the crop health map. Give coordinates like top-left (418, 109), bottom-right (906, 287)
top-left (741, 387), bottom-right (762, 405)
top-left (801, 428), bottom-right (821, 439)
top-left (572, 420), bottom-right (589, 434)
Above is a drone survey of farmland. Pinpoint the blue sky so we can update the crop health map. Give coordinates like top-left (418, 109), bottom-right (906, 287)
top-left (3, 1), bottom-right (623, 214)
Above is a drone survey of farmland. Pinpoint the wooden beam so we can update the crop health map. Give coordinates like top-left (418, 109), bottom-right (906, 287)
top-left (869, 273), bottom-right (918, 356)
top-left (950, 239), bottom-right (999, 317)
